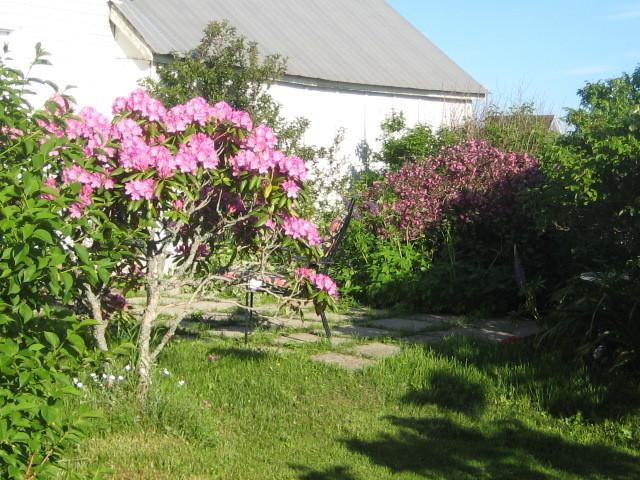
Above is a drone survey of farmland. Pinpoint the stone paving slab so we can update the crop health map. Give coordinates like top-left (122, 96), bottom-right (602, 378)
top-left (369, 317), bottom-right (450, 333)
top-left (332, 325), bottom-right (395, 338)
top-left (352, 342), bottom-right (401, 359)
top-left (476, 319), bottom-right (542, 338)
top-left (311, 352), bottom-right (374, 371)
top-left (274, 332), bottom-right (322, 344)
top-left (404, 320), bottom-right (542, 344)
top-left (205, 326), bottom-right (247, 339)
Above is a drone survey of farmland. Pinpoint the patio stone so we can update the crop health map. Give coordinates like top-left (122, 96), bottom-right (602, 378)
top-left (311, 352), bottom-right (374, 371)
top-left (352, 342), bottom-right (401, 359)
top-left (206, 326), bottom-right (247, 338)
top-left (369, 317), bottom-right (450, 332)
top-left (332, 325), bottom-right (394, 338)
top-left (274, 332), bottom-right (322, 344)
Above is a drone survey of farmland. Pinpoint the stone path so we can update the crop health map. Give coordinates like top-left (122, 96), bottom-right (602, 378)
top-left (133, 294), bottom-right (543, 371)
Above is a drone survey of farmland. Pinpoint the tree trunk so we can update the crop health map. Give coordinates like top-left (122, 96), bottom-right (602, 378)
top-left (137, 253), bottom-right (163, 396)
top-left (85, 284), bottom-right (109, 352)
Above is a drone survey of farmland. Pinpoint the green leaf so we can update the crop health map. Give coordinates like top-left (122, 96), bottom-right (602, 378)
top-left (33, 229), bottom-right (54, 244)
top-left (74, 244), bottom-right (90, 265)
top-left (43, 332), bottom-right (60, 349)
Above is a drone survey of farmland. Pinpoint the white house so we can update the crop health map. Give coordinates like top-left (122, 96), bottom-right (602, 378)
top-left (1, 0), bottom-right (486, 162)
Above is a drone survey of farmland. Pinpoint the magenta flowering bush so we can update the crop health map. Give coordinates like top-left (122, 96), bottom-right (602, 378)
top-left (365, 140), bottom-right (541, 240)
top-left (36, 88), bottom-right (337, 392)
top-left (296, 267), bottom-right (339, 299)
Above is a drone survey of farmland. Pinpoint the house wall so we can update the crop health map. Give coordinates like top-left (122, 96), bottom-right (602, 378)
top-left (270, 81), bottom-right (473, 159)
top-left (0, 0), bottom-right (152, 114)
top-left (0, 0), bottom-right (475, 161)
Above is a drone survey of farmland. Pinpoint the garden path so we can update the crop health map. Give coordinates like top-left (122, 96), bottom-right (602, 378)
top-left (130, 294), bottom-right (543, 370)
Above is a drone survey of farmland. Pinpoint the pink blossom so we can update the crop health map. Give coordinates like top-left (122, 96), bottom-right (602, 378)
top-left (210, 101), bottom-right (233, 123)
top-left (231, 150), bottom-right (275, 176)
top-left (276, 155), bottom-right (308, 181)
top-left (313, 273), bottom-right (339, 298)
top-left (124, 179), bottom-right (156, 201)
top-left (112, 118), bottom-right (143, 141)
top-left (181, 133), bottom-right (218, 169)
top-left (281, 180), bottom-right (300, 198)
top-left (0, 126), bottom-right (23, 140)
top-left (282, 216), bottom-right (321, 246)
top-left (243, 124), bottom-right (277, 153)
top-left (230, 110), bottom-right (253, 130)
top-left (79, 184), bottom-right (94, 206)
top-left (41, 177), bottom-right (58, 200)
top-left (295, 268), bottom-right (338, 298)
top-left (69, 202), bottom-right (84, 218)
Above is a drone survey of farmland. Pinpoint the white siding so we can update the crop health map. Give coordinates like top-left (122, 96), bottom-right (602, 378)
top-left (270, 82), bottom-right (473, 158)
top-left (0, 0), bottom-right (151, 114)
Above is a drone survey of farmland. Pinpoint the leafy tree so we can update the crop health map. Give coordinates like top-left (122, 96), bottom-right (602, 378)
top-left (540, 66), bottom-right (640, 267)
top-left (42, 89), bottom-right (338, 394)
top-left (142, 20), bottom-right (315, 159)
top-left (376, 111), bottom-right (443, 169)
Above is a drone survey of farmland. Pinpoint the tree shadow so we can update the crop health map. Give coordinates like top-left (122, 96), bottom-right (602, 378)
top-left (290, 465), bottom-right (358, 480)
top-left (404, 370), bottom-right (487, 417)
top-left (424, 338), bottom-right (640, 421)
top-left (344, 415), bottom-right (640, 479)
top-left (206, 346), bottom-right (269, 362)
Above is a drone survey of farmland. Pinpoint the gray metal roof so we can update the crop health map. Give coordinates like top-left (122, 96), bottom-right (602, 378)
top-left (112, 0), bottom-right (487, 96)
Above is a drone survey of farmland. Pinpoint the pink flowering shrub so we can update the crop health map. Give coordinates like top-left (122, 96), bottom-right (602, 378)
top-left (296, 267), bottom-right (339, 298)
top-left (365, 140), bottom-right (541, 240)
top-left (37, 88), bottom-right (337, 390)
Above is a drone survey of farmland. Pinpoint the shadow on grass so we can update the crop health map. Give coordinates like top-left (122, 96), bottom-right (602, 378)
top-left (206, 346), bottom-right (269, 362)
top-left (404, 370), bottom-right (487, 417)
top-left (291, 465), bottom-right (357, 480)
top-left (343, 416), bottom-right (640, 479)
top-left (426, 338), bottom-right (640, 421)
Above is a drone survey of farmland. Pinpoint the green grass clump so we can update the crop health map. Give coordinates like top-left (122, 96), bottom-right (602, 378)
top-left (62, 337), bottom-right (640, 479)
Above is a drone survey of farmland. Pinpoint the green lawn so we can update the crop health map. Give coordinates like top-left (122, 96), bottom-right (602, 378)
top-left (62, 335), bottom-right (640, 479)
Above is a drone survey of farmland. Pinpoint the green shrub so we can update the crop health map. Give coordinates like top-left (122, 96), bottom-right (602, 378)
top-left (376, 111), bottom-right (444, 169)
top-left (0, 51), bottom-right (97, 478)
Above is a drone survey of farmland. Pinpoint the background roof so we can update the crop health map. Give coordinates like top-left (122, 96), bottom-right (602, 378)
top-left (113, 0), bottom-right (487, 96)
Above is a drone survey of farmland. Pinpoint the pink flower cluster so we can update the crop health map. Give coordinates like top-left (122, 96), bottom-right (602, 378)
top-left (0, 126), bottom-right (23, 140)
top-left (282, 216), bottom-right (322, 246)
top-left (366, 140), bottom-right (540, 239)
top-left (124, 178), bottom-right (156, 201)
top-left (243, 124), bottom-right (277, 153)
top-left (61, 164), bottom-right (115, 215)
top-left (295, 267), bottom-right (339, 298)
top-left (176, 133), bottom-right (219, 173)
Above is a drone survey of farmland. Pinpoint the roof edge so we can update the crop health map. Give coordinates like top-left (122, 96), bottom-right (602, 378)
top-left (277, 74), bottom-right (486, 100)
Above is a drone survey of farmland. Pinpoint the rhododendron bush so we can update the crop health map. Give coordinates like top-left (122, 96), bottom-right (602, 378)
top-left (38, 88), bottom-right (337, 391)
top-left (333, 139), bottom-right (542, 313)
top-left (364, 140), bottom-right (541, 240)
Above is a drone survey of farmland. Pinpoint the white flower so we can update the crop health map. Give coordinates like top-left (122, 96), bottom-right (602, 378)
top-left (101, 373), bottom-right (107, 379)
top-left (177, 380), bottom-right (186, 387)
top-left (124, 364), bottom-right (132, 372)
top-left (162, 368), bottom-right (170, 376)
top-left (81, 237), bottom-right (94, 248)
top-left (72, 377), bottom-right (79, 384)
top-left (76, 382), bottom-right (84, 389)
top-left (89, 372), bottom-right (97, 379)
top-left (117, 375), bottom-right (124, 381)
top-left (248, 278), bottom-right (263, 292)
top-left (109, 375), bottom-right (116, 382)
top-left (139, 367), bottom-right (146, 376)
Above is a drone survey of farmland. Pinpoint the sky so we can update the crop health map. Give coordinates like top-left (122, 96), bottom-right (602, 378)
top-left (386, 0), bottom-right (640, 117)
